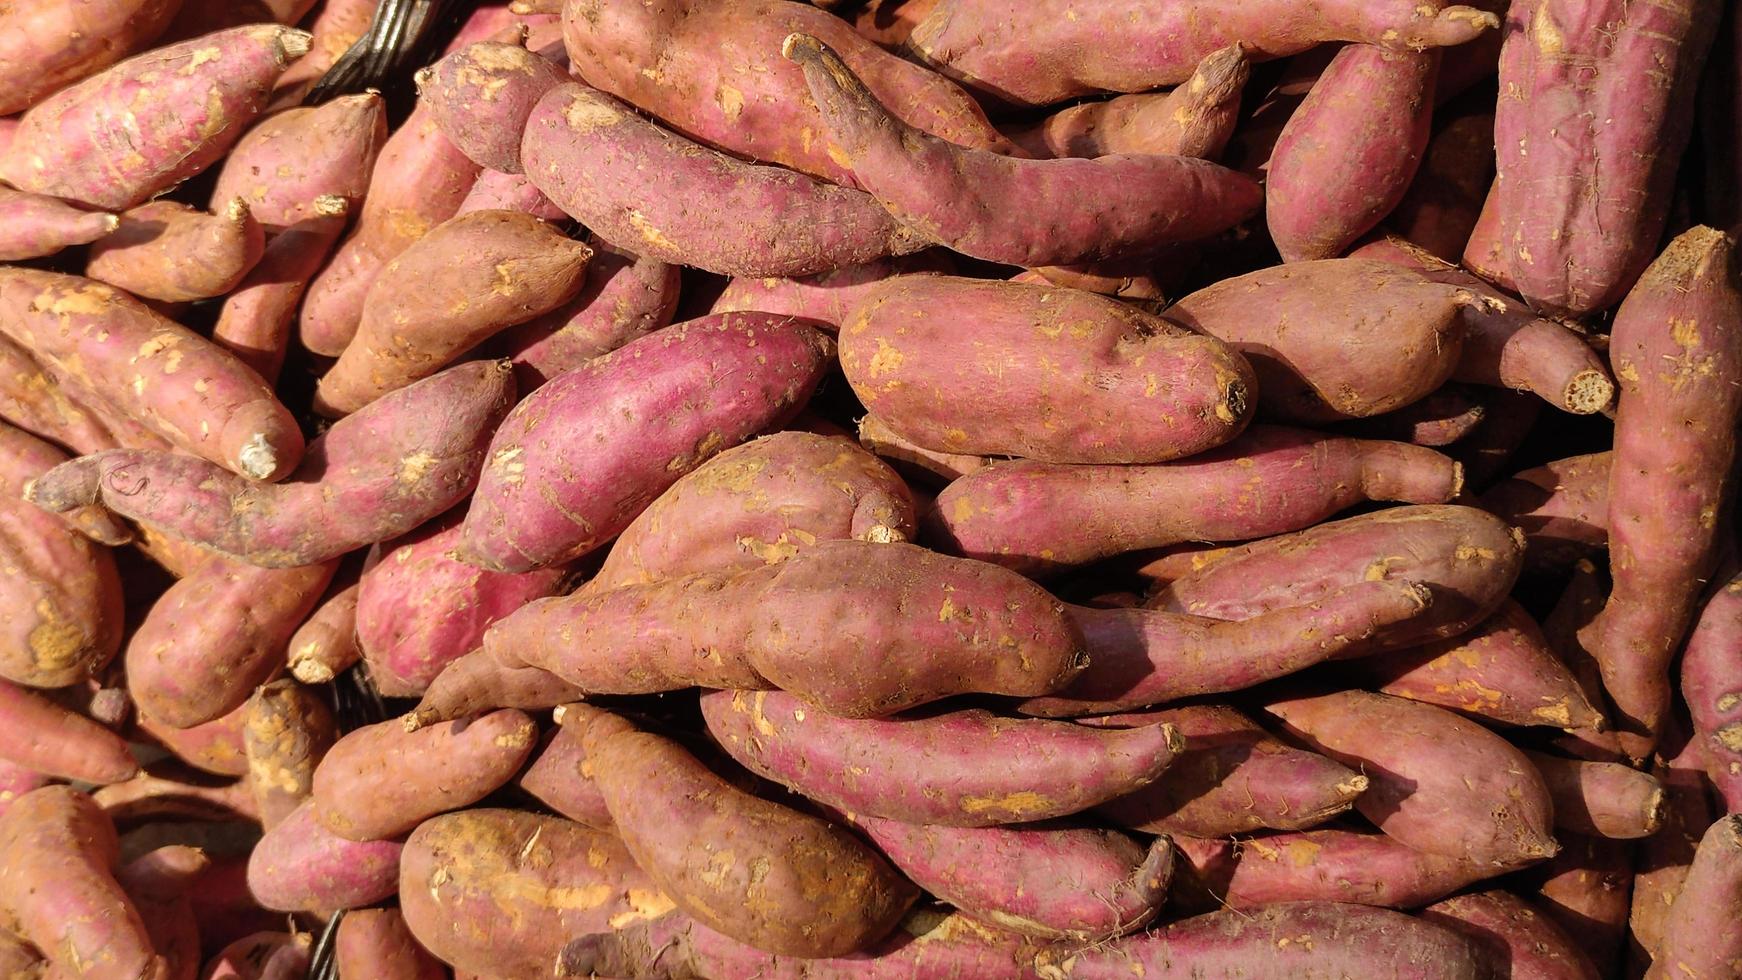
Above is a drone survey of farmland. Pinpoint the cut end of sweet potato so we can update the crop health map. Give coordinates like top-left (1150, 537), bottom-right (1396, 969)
top-left (289, 649), bottom-right (335, 684)
top-left (275, 27), bottom-right (314, 62)
top-left (312, 195), bottom-right (349, 218)
top-left (236, 433), bottom-right (279, 481)
top-left (1562, 369), bottom-right (1616, 415)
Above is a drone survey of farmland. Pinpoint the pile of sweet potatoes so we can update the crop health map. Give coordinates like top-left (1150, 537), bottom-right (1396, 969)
top-left (0, 0), bottom-right (1737, 977)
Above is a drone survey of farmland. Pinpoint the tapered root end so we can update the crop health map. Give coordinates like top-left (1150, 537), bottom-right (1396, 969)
top-left (25, 457), bottom-right (103, 513)
top-left (1562, 369), bottom-right (1616, 414)
top-left (236, 434), bottom-right (278, 481)
top-left (220, 197), bottom-right (251, 225)
top-left (402, 708), bottom-right (436, 733)
top-left (780, 32), bottom-right (823, 63)
top-left (1191, 43), bottom-right (1252, 100)
top-left (413, 66), bottom-right (434, 92)
top-left (1409, 6), bottom-right (1500, 47)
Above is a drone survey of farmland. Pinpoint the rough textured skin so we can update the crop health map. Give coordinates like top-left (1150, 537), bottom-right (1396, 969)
top-left (1164, 259), bottom-right (1470, 423)
top-left (397, 809), bottom-right (674, 979)
top-left (30, 361), bottom-right (516, 568)
top-left (124, 558), bottom-right (334, 728)
top-left (517, 716), bottom-right (612, 827)
top-left (212, 200), bottom-right (350, 383)
top-left (0, 187), bottom-right (119, 261)
top-left (1171, 830), bottom-right (1492, 911)
top-left (0, 679), bottom-right (136, 785)
top-left (406, 647), bottom-right (583, 730)
top-left (561, 0), bottom-right (1011, 188)
top-left (0, 25), bottom-right (308, 210)
top-left (0, 268), bottom-right (303, 481)
top-left (853, 817), bottom-right (1169, 941)
top-left (286, 581), bottom-right (360, 685)
top-left (709, 254), bottom-right (952, 334)
top-left (1481, 452), bottom-right (1612, 576)
top-left (1529, 831), bottom-right (1633, 971)
top-left (135, 700), bottom-right (248, 777)
top-left (315, 210), bottom-right (590, 415)
top-left (495, 541), bottom-right (1086, 716)
top-left (334, 909), bottom-right (446, 980)
top-left (456, 167), bottom-right (569, 221)
top-left (1630, 740), bottom-right (1714, 965)
top-left (586, 432), bottom-right (916, 592)
top-left (461, 313), bottom-right (831, 572)
top-left (1031, 901), bottom-right (1487, 979)
top-left (701, 690), bottom-right (1182, 827)
top-left (1385, 102), bottom-right (1496, 263)
top-left (85, 199), bottom-right (264, 302)
top-left (786, 35), bottom-right (1263, 267)
top-left (90, 760), bottom-right (259, 825)
top-left (523, 83), bottom-right (924, 277)
top-left (0, 0), bottom-right (182, 116)
top-left (241, 679), bottom-right (336, 830)
top-left (1421, 891), bottom-right (1601, 980)
top-left (0, 787), bottom-right (165, 980)
top-left (1683, 564), bottom-right (1742, 809)
top-left (244, 800), bottom-right (401, 913)
top-left (1494, 0), bottom-right (1723, 315)
top-left (841, 275), bottom-right (1252, 465)
top-left (589, 726), bottom-right (915, 957)
top-left (311, 709), bottom-right (535, 842)
top-left (1526, 751), bottom-right (1664, 840)
top-left (929, 426), bottom-right (1461, 576)
top-left (0, 325), bottom-right (174, 463)
top-left (1152, 505), bottom-right (1525, 649)
top-left (1266, 690), bottom-right (1558, 867)
top-left (210, 93), bottom-right (387, 231)
top-left (1647, 814), bottom-right (1742, 980)
top-left (422, 40), bottom-right (569, 173)
top-left (1579, 228), bottom-right (1742, 759)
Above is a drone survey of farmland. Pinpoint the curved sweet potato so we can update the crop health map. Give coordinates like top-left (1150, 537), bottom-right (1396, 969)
top-left (1480, 452), bottom-right (1612, 575)
top-left (210, 92), bottom-right (387, 231)
top-left (1422, 891), bottom-right (1600, 980)
top-left (0, 186), bottom-right (118, 261)
top-left (708, 253), bottom-right (952, 334)
top-left (421, 39), bottom-right (568, 174)
top-left (516, 715), bottom-right (611, 827)
top-left (245, 800), bottom-right (401, 913)
top-left (241, 679), bottom-right (336, 830)
top-left (1172, 829), bottom-right (1492, 910)
top-left (0, 678), bottom-right (136, 785)
top-left (0, 0), bottom-right (181, 116)
top-left (85, 199), bottom-right (264, 302)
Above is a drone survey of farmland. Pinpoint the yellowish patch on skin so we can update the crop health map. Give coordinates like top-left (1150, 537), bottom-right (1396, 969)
top-left (716, 84), bottom-right (744, 121)
top-left (180, 47), bottom-right (223, 75)
top-left (491, 445), bottom-right (526, 485)
top-left (44, 287), bottom-right (109, 316)
top-left (398, 450), bottom-right (439, 483)
top-left (825, 143), bottom-right (855, 170)
top-left (1717, 723), bottom-right (1742, 751)
top-left (563, 94), bottom-right (624, 131)
top-left (1531, 2), bottom-right (1564, 54)
top-left (959, 790), bottom-right (1051, 816)
top-left (27, 600), bottom-right (84, 673)
top-left (607, 890), bottom-right (676, 928)
top-left (626, 210), bottom-right (678, 252)
top-left (865, 338), bottom-right (904, 378)
top-left (1530, 702), bottom-right (1574, 726)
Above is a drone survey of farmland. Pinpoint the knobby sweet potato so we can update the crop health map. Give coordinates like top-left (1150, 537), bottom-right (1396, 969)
top-left (242, 679), bottom-right (336, 830)
top-left (85, 199), bottom-right (264, 303)
top-left (244, 800), bottom-right (402, 913)
top-left (334, 908), bottom-right (446, 980)
top-left (0, 678), bottom-right (136, 785)
top-left (210, 92), bottom-right (388, 231)
top-left (1647, 815), bottom-right (1742, 980)
top-left (212, 198), bottom-right (350, 383)
top-left (0, 0), bottom-right (182, 116)
top-left (421, 38), bottom-right (568, 174)
top-left (1480, 452), bottom-right (1612, 575)
top-left (0, 186), bottom-right (118, 261)
top-left (1682, 563), bottom-right (1742, 809)
top-left (1171, 829), bottom-right (1492, 911)
top-left (1421, 891), bottom-right (1601, 980)
top-left (1526, 751), bottom-right (1665, 840)
top-left (286, 580), bottom-right (360, 685)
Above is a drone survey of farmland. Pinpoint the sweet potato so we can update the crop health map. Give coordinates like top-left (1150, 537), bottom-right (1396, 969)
top-left (211, 199), bottom-right (349, 383)
top-left (1421, 891), bottom-right (1601, 980)
top-left (421, 39), bottom-right (568, 174)
top-left (516, 714), bottom-right (611, 827)
top-left (335, 909), bottom-right (445, 980)
top-left (1342, 387), bottom-right (1491, 448)
top-left (522, 83), bottom-right (925, 278)
top-left (708, 254), bottom-right (951, 334)
top-left (1630, 739), bottom-right (1718, 964)
top-left (1163, 259), bottom-right (1470, 423)
top-left (202, 932), bottom-right (310, 980)
top-left (406, 647), bottom-right (582, 730)
top-left (1530, 831), bottom-right (1634, 972)
top-left (245, 800), bottom-right (401, 913)
top-left (455, 167), bottom-right (568, 221)
top-left (587, 723), bottom-right (916, 957)
top-left (0, 268), bottom-right (302, 481)
top-left (0, 0), bottom-right (183, 115)
top-left (1493, 0), bottom-right (1723, 315)
top-left (852, 817), bottom-right (1169, 941)
top-left (0, 928), bottom-right (40, 977)
top-left (135, 700), bottom-right (248, 778)
top-left (1481, 452), bottom-right (1612, 575)
top-left (1578, 227), bottom-right (1742, 759)
top-left (1683, 563), bottom-right (1742, 810)
top-left (397, 808), bottom-right (673, 979)
top-left (29, 361), bottom-right (516, 568)
top-left (0, 758), bottom-right (50, 819)
top-left (124, 557), bottom-right (334, 728)
top-left (0, 678), bottom-right (136, 785)
top-left (701, 690), bottom-right (1182, 827)
top-left (210, 92), bottom-right (388, 231)
top-left (785, 35), bottom-right (1262, 267)
top-left (1384, 100), bottom-right (1496, 263)
top-left (0, 25), bottom-right (308, 210)
top-left (1526, 751), bottom-right (1664, 840)
top-left (285, 581), bottom-right (360, 685)
top-left (1266, 690), bottom-right (1558, 867)
top-left (1450, 388), bottom-right (1544, 491)
top-left (315, 211), bottom-right (591, 415)
top-left (85, 199), bottom-right (264, 303)
top-left (91, 762), bottom-right (258, 826)
top-left (493, 540), bottom-right (1086, 716)
top-left (117, 845), bottom-right (206, 980)
top-left (459, 313), bottom-right (830, 572)
top-left (929, 426), bottom-right (1460, 577)
top-left (857, 413), bottom-right (993, 487)
top-left (241, 680), bottom-right (335, 831)
top-left (1647, 814), bottom-right (1742, 980)
top-left (0, 187), bottom-right (118, 261)
top-left (0, 326), bottom-right (173, 461)
top-left (1268, 46), bottom-right (1437, 262)
top-left (0, 786), bottom-right (164, 980)
top-left (840, 274), bottom-right (1252, 464)
top-left (585, 432), bottom-right (915, 593)
top-left (1171, 829), bottom-right (1492, 911)
top-left (271, 0), bottom-right (376, 101)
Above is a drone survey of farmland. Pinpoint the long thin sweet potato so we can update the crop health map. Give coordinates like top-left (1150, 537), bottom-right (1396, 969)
top-left (211, 199), bottom-right (350, 383)
top-left (1172, 829), bottom-right (1492, 911)
top-left (0, 187), bottom-right (118, 261)
top-left (405, 647), bottom-right (582, 730)
top-left (0, 678), bottom-right (137, 785)
top-left (1630, 738), bottom-right (1715, 965)
top-left (708, 253), bottom-right (951, 334)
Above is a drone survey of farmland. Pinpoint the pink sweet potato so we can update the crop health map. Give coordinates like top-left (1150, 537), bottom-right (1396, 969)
top-left (0, 186), bottom-right (118, 261)
top-left (244, 799), bottom-right (401, 913)
top-left (1526, 751), bottom-right (1665, 840)
top-left (420, 39), bottom-right (569, 174)
top-left (406, 647), bottom-right (582, 730)
top-left (840, 274), bottom-right (1253, 464)
top-left (516, 712), bottom-right (611, 827)
top-left (241, 679), bottom-right (336, 831)
top-left (1383, 100), bottom-right (1496, 263)
top-left (1683, 564), bottom-right (1742, 809)
top-left (1630, 739), bottom-right (1715, 965)
top-left (1172, 829), bottom-right (1492, 910)
top-left (1266, 689), bottom-right (1558, 867)
top-left (210, 92), bottom-right (388, 231)
top-left (271, 0), bottom-right (375, 101)
top-left (334, 909), bottom-right (445, 980)
top-left (117, 845), bottom-right (206, 980)
top-left (785, 35), bottom-right (1263, 267)
top-left (0, 0), bottom-right (182, 116)
top-left (211, 199), bottom-right (349, 383)
top-left (1647, 814), bottom-right (1742, 980)
top-left (1529, 831), bottom-right (1634, 971)
top-left (708, 253), bottom-right (951, 334)
top-left (929, 426), bottom-right (1460, 577)
top-left (202, 932), bottom-right (310, 980)
top-left (135, 700), bottom-right (248, 778)
top-left (0, 25), bottom-right (309, 210)
top-left (1480, 452), bottom-right (1612, 575)
top-left (701, 689), bottom-right (1182, 827)
top-left (0, 327), bottom-right (173, 460)
top-left (1421, 890), bottom-right (1600, 980)
top-left (857, 413), bottom-right (993, 487)
top-left (85, 199), bottom-right (264, 303)
top-left (459, 312), bottom-right (830, 572)
top-left (1578, 227), bottom-right (1742, 759)
top-left (30, 361), bottom-right (516, 568)
top-left (285, 580), bottom-right (360, 685)
top-left (0, 678), bottom-right (137, 785)
top-left (455, 167), bottom-right (568, 221)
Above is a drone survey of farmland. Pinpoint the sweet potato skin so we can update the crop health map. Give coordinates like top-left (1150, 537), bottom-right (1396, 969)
top-left (286, 580), bottom-right (360, 685)
top-left (245, 800), bottom-right (402, 913)
top-left (85, 199), bottom-right (264, 303)
top-left (708, 254), bottom-right (951, 335)
top-left (516, 717), bottom-right (612, 827)
top-left (202, 932), bottom-right (311, 980)
top-left (1480, 452), bottom-right (1612, 575)
top-left (334, 908), bottom-right (446, 980)
top-left (1528, 832), bottom-right (1633, 970)
top-left (1682, 564), bottom-right (1742, 809)
top-left (0, 0), bottom-right (182, 116)
top-left (1384, 102), bottom-right (1497, 263)
top-left (455, 167), bottom-right (569, 221)
top-left (1630, 739), bottom-right (1715, 965)
top-left (241, 679), bottom-right (336, 830)
top-left (0, 187), bottom-right (119, 261)
top-left (1647, 814), bottom-right (1742, 980)
top-left (1526, 751), bottom-right (1664, 840)
top-left (1421, 890), bottom-right (1600, 980)
top-left (135, 700), bottom-right (249, 778)
top-left (210, 92), bottom-right (387, 231)
top-left (422, 39), bottom-right (568, 174)
top-left (211, 201), bottom-right (350, 384)
top-left (0, 679), bottom-right (136, 785)
top-left (1172, 829), bottom-right (1491, 911)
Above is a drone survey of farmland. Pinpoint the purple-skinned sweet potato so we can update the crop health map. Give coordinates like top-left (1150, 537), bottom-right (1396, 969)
top-left (1171, 829), bottom-right (1493, 911)
top-left (1682, 563), bottom-right (1742, 810)
top-left (701, 689), bottom-right (1182, 827)
top-left (455, 167), bottom-right (568, 221)
top-left (211, 198), bottom-right (350, 384)
top-left (335, 908), bottom-right (446, 980)
top-left (0, 25), bottom-right (310, 211)
top-left (1526, 751), bottom-right (1665, 840)
top-left (1630, 738), bottom-right (1714, 966)
top-left (0, 678), bottom-right (137, 785)
top-left (857, 413), bottom-right (994, 487)
top-left (0, 0), bottom-right (182, 116)
top-left (0, 186), bottom-right (118, 261)
top-left (708, 253), bottom-right (952, 334)
top-left (928, 426), bottom-right (1460, 577)
top-left (1332, 384), bottom-right (1488, 448)
top-left (244, 799), bottom-right (402, 913)
top-left (85, 199), bottom-right (264, 303)
top-left (460, 312), bottom-right (830, 572)
top-left (29, 360), bottom-right (517, 568)
top-left (1268, 45), bottom-right (1437, 262)
top-left (1647, 814), bottom-right (1742, 980)
top-left (1421, 890), bottom-right (1600, 980)
top-left (210, 92), bottom-right (387, 231)
top-left (1480, 452), bottom-right (1612, 576)
top-left (784, 35), bottom-right (1262, 267)
top-left (840, 274), bottom-right (1253, 465)
top-left (286, 580), bottom-right (360, 685)
top-left (420, 38), bottom-right (568, 174)
top-left (1266, 689), bottom-right (1558, 867)
top-left (242, 679), bottom-right (336, 831)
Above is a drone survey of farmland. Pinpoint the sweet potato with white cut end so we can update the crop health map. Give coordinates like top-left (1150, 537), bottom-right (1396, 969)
top-left (1266, 690), bottom-right (1558, 867)
top-left (406, 647), bottom-right (582, 731)
top-left (0, 678), bottom-right (137, 785)
top-left (0, 25), bottom-right (309, 211)
top-left (245, 800), bottom-right (401, 913)
top-left (286, 581), bottom-right (360, 685)
top-left (929, 426), bottom-right (1460, 577)
top-left (210, 92), bottom-right (387, 231)
top-left (1647, 814), bottom-right (1742, 980)
top-left (1171, 829), bottom-right (1493, 911)
top-left (421, 39), bottom-right (568, 173)
top-left (0, 268), bottom-right (302, 481)
top-left (242, 679), bottom-right (336, 830)
top-left (1480, 452), bottom-right (1612, 575)
top-left (784, 35), bottom-right (1262, 267)
top-left (1422, 891), bottom-right (1601, 980)
top-left (211, 199), bottom-right (350, 384)
top-left (1683, 563), bottom-right (1742, 810)
top-left (85, 199), bottom-right (263, 302)
top-left (858, 412), bottom-right (993, 486)
top-left (701, 690), bottom-right (1182, 827)
top-left (30, 361), bottom-right (516, 568)
top-left (1526, 751), bottom-right (1664, 840)
top-left (460, 312), bottom-right (830, 572)
top-left (0, 187), bottom-right (118, 261)
top-left (0, 0), bottom-right (182, 116)
top-left (708, 253), bottom-right (952, 334)
top-left (335, 909), bottom-right (445, 980)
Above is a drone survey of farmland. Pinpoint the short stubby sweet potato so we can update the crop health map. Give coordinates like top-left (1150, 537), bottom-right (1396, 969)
top-left (930, 426), bottom-right (1461, 577)
top-left (0, 186), bottom-right (119, 261)
top-left (708, 253), bottom-right (953, 334)
top-left (86, 198), bottom-right (264, 303)
top-left (839, 275), bottom-right (1252, 464)
top-left (1422, 891), bottom-right (1600, 980)
top-left (585, 432), bottom-right (915, 592)
top-left (242, 679), bottom-right (336, 831)
top-left (493, 540), bottom-right (1086, 717)
top-left (1682, 565), bottom-right (1742, 810)
top-left (397, 808), bottom-right (674, 979)
top-left (421, 39), bottom-right (568, 174)
top-left (1266, 690), bottom-right (1558, 868)
top-left (1649, 814), bottom-right (1742, 980)
top-left (785, 36), bottom-right (1263, 268)
top-left (0, 25), bottom-right (310, 210)
top-left (1163, 259), bottom-right (1471, 423)
top-left (1526, 751), bottom-right (1665, 840)
top-left (1480, 452), bottom-right (1612, 575)
top-left (460, 313), bottom-right (831, 572)
top-left (29, 361), bottom-right (517, 568)
top-left (245, 800), bottom-right (402, 912)
top-left (0, 678), bottom-right (137, 785)
top-left (701, 690), bottom-right (1182, 827)
top-left (210, 92), bottom-right (388, 230)
top-left (335, 908), bottom-right (446, 980)
top-left (211, 200), bottom-right (350, 384)
top-left (0, 0), bottom-right (182, 116)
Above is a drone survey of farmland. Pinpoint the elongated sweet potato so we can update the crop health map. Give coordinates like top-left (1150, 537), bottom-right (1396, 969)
top-left (1648, 814), bottom-right (1742, 980)
top-left (0, 678), bottom-right (136, 785)
top-left (0, 187), bottom-right (118, 261)
top-left (930, 426), bottom-right (1459, 577)
top-left (0, 25), bottom-right (309, 210)
top-left (1527, 751), bottom-right (1664, 840)
top-left (30, 361), bottom-right (516, 568)
top-left (1384, 101), bottom-right (1496, 263)
top-left (497, 237), bottom-right (679, 390)
top-left (421, 39), bottom-right (568, 174)
top-left (1630, 739), bottom-right (1715, 964)
top-left (210, 92), bottom-right (387, 231)
top-left (241, 679), bottom-right (336, 830)
top-left (1267, 690), bottom-right (1558, 867)
top-left (857, 413), bottom-right (993, 487)
top-left (785, 35), bottom-right (1262, 267)
top-left (1163, 259), bottom-right (1470, 423)
top-left (212, 199), bottom-right (349, 384)
top-left (0, 0), bottom-right (182, 116)
top-left (1683, 564), bottom-right (1742, 810)
top-left (335, 908), bottom-right (445, 980)
top-left (406, 647), bottom-right (583, 730)
top-left (460, 313), bottom-right (830, 572)
top-left (85, 199), bottom-right (263, 302)
top-left (286, 580), bottom-right (360, 685)
top-left (701, 690), bottom-right (1181, 827)
top-left (708, 254), bottom-right (952, 334)
top-left (1172, 829), bottom-right (1492, 911)
top-left (245, 800), bottom-right (401, 912)
top-left (1421, 891), bottom-right (1600, 980)
top-left (1579, 227), bottom-right (1742, 759)
top-left (91, 760), bottom-right (258, 826)
top-left (1480, 452), bottom-right (1612, 575)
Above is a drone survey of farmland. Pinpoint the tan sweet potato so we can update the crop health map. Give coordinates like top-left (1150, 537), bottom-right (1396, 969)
top-left (91, 761), bottom-right (257, 826)
top-left (406, 647), bottom-right (582, 731)
top-left (285, 580), bottom-right (360, 685)
top-left (1628, 739), bottom-right (1715, 964)
top-left (245, 800), bottom-right (401, 913)
top-left (334, 909), bottom-right (445, 980)
top-left (85, 199), bottom-right (263, 303)
top-left (210, 92), bottom-right (387, 231)
top-left (0, 0), bottom-right (182, 116)
top-left (134, 700), bottom-right (248, 778)
top-left (455, 167), bottom-right (568, 221)
top-left (241, 679), bottom-right (336, 830)
top-left (1527, 751), bottom-right (1665, 840)
top-left (1172, 829), bottom-right (1492, 911)
top-left (211, 198), bottom-right (349, 383)
top-left (0, 678), bottom-right (137, 785)
top-left (857, 412), bottom-right (993, 487)
top-left (1421, 890), bottom-right (1601, 980)
top-left (1481, 452), bottom-right (1612, 576)
top-left (271, 0), bottom-right (376, 102)
top-left (0, 186), bottom-right (118, 261)
top-left (516, 712), bottom-right (611, 828)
